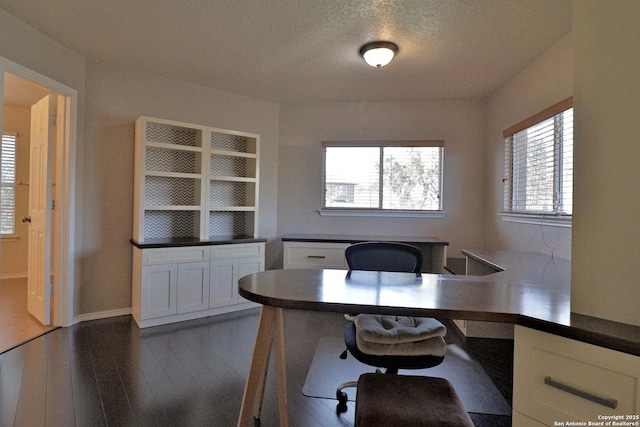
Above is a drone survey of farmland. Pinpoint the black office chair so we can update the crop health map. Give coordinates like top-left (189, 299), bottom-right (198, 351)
top-left (336, 242), bottom-right (447, 414)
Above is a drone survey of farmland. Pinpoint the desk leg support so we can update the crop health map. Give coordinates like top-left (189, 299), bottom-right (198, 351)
top-left (273, 307), bottom-right (288, 424)
top-left (238, 306), bottom-right (288, 427)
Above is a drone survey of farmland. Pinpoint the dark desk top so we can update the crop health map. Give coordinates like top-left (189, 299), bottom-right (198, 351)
top-left (239, 250), bottom-right (640, 357)
top-left (282, 233), bottom-right (449, 245)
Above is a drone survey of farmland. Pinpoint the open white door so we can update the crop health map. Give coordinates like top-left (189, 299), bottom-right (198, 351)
top-left (26, 95), bottom-right (53, 325)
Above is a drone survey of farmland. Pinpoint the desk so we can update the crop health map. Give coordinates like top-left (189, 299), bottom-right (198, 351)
top-left (282, 233), bottom-right (448, 273)
top-left (237, 255), bottom-right (640, 426)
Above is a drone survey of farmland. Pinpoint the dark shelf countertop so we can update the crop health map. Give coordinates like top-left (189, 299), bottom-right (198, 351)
top-left (130, 235), bottom-right (267, 249)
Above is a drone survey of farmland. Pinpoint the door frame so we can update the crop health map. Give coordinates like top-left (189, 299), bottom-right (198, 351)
top-left (0, 56), bottom-right (78, 327)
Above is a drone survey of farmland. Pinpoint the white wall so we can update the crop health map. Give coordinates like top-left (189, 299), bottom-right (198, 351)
top-left (571, 0), bottom-right (640, 327)
top-left (277, 100), bottom-right (486, 264)
top-left (1, 7), bottom-right (281, 317)
top-left (80, 61), bottom-right (280, 314)
top-left (484, 33), bottom-right (573, 259)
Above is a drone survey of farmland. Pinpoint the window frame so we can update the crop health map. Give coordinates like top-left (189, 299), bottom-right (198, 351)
top-left (1, 131), bottom-right (18, 237)
top-left (501, 97), bottom-right (573, 227)
top-left (320, 140), bottom-right (445, 217)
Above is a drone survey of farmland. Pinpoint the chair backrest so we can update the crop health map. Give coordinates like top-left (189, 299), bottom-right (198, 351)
top-left (345, 242), bottom-right (423, 276)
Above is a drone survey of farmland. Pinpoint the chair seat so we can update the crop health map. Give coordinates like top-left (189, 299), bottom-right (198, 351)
top-left (354, 373), bottom-right (474, 427)
top-left (345, 322), bottom-right (445, 372)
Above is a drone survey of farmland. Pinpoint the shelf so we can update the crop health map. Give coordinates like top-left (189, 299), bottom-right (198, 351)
top-left (210, 149), bottom-right (257, 159)
top-left (134, 116), bottom-right (259, 242)
top-left (145, 176), bottom-right (199, 206)
top-left (210, 180), bottom-right (254, 209)
top-left (146, 171), bottom-right (203, 179)
top-left (209, 211), bottom-right (255, 237)
top-left (209, 176), bottom-right (256, 183)
top-left (210, 132), bottom-right (256, 155)
top-left (210, 155), bottom-right (254, 178)
top-left (146, 141), bottom-right (204, 153)
top-left (143, 210), bottom-right (200, 240)
top-left (209, 207), bottom-right (256, 211)
top-left (144, 205), bottom-right (202, 211)
top-left (146, 122), bottom-right (202, 148)
top-left (145, 146), bottom-right (201, 175)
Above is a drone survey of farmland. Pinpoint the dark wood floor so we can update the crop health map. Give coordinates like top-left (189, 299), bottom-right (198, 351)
top-left (0, 309), bottom-right (513, 427)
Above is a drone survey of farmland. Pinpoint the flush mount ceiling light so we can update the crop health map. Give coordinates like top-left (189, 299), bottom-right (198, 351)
top-left (359, 41), bottom-right (398, 68)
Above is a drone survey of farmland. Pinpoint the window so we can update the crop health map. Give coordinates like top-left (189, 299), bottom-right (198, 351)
top-left (322, 141), bottom-right (443, 212)
top-left (1, 132), bottom-right (17, 235)
top-left (503, 98), bottom-right (573, 218)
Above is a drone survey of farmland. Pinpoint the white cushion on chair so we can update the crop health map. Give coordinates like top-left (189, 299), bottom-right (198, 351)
top-left (354, 315), bottom-right (448, 356)
top-left (355, 315), bottom-right (446, 344)
top-left (356, 334), bottom-right (447, 356)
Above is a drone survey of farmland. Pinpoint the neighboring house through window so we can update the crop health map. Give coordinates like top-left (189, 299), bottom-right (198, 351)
top-left (1, 132), bottom-right (17, 235)
top-left (322, 140), bottom-right (444, 213)
top-left (502, 98), bottom-right (573, 224)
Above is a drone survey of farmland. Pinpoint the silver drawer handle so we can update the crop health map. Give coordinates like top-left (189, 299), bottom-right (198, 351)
top-left (306, 255), bottom-right (326, 259)
top-left (544, 376), bottom-right (617, 409)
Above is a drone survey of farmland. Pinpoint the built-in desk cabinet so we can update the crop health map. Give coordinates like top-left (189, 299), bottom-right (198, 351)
top-left (282, 234), bottom-right (448, 273)
top-left (514, 326), bottom-right (640, 426)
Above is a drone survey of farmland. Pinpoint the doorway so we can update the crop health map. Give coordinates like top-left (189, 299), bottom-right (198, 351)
top-left (0, 74), bottom-right (58, 351)
top-left (0, 57), bottom-right (77, 338)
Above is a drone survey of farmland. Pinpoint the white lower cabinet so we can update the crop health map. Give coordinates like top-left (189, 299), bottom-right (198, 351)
top-left (211, 256), bottom-right (263, 308)
top-left (140, 263), bottom-right (178, 319)
top-left (132, 243), bottom-right (264, 328)
top-left (513, 325), bottom-right (640, 426)
top-left (177, 261), bottom-right (210, 314)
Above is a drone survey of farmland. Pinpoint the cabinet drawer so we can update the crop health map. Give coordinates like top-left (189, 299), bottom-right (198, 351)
top-left (211, 243), bottom-right (264, 258)
top-left (514, 326), bottom-right (640, 425)
top-left (142, 246), bottom-right (209, 265)
top-left (283, 242), bottom-right (350, 269)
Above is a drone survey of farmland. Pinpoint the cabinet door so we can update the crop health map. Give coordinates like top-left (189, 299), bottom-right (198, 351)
top-left (141, 264), bottom-right (177, 319)
top-left (210, 258), bottom-right (238, 308)
top-left (237, 256), bottom-right (264, 304)
top-left (177, 261), bottom-right (210, 314)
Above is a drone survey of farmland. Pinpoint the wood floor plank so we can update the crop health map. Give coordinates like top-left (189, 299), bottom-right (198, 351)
top-left (45, 364), bottom-right (76, 427)
top-left (0, 346), bottom-right (27, 401)
top-left (67, 328), bottom-right (107, 427)
top-left (0, 309), bottom-right (513, 426)
top-left (14, 350), bottom-right (47, 427)
top-left (93, 355), bottom-right (136, 426)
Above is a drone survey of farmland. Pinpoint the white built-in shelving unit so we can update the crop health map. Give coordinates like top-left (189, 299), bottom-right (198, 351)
top-left (131, 117), bottom-right (264, 328)
top-left (133, 116), bottom-right (259, 242)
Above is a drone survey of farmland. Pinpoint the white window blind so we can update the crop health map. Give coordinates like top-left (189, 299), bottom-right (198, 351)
top-left (323, 141), bottom-right (444, 211)
top-left (1, 132), bottom-right (17, 234)
top-left (503, 98), bottom-right (573, 216)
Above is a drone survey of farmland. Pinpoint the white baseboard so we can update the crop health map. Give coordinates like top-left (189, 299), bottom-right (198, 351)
top-left (73, 307), bottom-right (132, 324)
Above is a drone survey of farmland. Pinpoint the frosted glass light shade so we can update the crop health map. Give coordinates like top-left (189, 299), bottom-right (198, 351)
top-left (360, 41), bottom-right (398, 68)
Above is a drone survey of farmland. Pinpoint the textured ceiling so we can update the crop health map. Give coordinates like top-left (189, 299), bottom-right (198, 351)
top-left (1, 0), bottom-right (572, 104)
